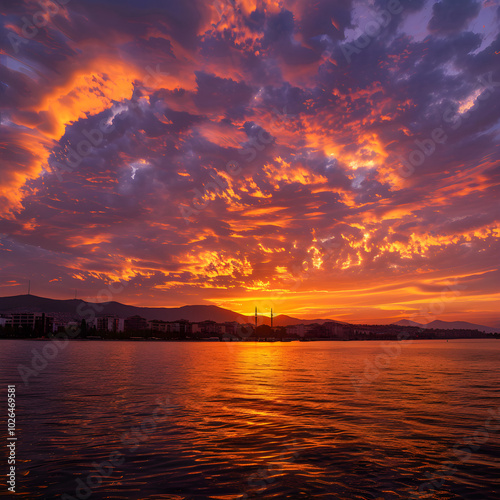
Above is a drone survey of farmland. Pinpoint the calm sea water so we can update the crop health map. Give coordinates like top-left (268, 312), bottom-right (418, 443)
top-left (1, 339), bottom-right (499, 499)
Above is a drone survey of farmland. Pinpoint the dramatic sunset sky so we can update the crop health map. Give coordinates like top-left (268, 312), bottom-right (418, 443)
top-left (1, 0), bottom-right (499, 326)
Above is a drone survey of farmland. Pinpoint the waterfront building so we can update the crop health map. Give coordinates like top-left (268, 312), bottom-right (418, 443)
top-left (124, 315), bottom-right (147, 332)
top-left (96, 316), bottom-right (125, 332)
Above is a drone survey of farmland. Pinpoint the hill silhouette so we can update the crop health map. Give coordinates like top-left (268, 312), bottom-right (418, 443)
top-left (392, 319), bottom-right (499, 334)
top-left (0, 294), bottom-right (339, 327)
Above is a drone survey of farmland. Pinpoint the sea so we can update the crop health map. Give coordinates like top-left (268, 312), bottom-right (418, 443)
top-left (1, 339), bottom-right (499, 499)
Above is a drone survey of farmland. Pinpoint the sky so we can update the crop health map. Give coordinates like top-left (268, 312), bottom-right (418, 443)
top-left (0, 0), bottom-right (499, 327)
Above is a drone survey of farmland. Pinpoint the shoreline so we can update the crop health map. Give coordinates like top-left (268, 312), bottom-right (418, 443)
top-left (1, 337), bottom-right (497, 342)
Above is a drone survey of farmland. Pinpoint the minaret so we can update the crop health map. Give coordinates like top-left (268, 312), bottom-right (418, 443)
top-left (255, 307), bottom-right (258, 330)
top-left (271, 308), bottom-right (273, 328)
top-left (28, 280), bottom-right (31, 295)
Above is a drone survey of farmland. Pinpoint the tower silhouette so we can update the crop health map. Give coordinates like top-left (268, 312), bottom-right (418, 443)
top-left (271, 308), bottom-right (273, 328)
top-left (255, 307), bottom-right (257, 329)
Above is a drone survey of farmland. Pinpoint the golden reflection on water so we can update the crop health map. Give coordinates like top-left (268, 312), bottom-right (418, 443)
top-left (1, 339), bottom-right (499, 499)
